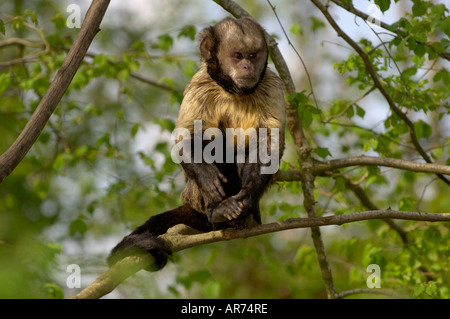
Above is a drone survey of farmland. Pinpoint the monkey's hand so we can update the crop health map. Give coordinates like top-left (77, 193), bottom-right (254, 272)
top-left (182, 162), bottom-right (228, 204)
top-left (208, 196), bottom-right (244, 223)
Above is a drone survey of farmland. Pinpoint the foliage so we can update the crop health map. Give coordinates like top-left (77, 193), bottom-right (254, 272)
top-left (0, 0), bottom-right (449, 299)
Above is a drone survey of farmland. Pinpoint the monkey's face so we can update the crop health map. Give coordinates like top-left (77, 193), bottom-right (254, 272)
top-left (218, 44), bottom-right (268, 92)
top-left (199, 18), bottom-right (269, 95)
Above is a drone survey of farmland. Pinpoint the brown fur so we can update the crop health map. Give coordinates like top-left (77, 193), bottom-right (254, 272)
top-left (177, 63), bottom-right (286, 214)
top-left (108, 18), bottom-right (287, 270)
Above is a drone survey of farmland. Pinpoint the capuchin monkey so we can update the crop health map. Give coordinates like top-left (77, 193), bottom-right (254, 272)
top-left (108, 17), bottom-right (286, 271)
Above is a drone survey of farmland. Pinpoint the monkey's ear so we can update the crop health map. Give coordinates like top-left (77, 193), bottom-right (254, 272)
top-left (198, 27), bottom-right (215, 61)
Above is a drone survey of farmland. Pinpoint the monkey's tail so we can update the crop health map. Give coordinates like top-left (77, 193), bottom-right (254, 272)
top-left (107, 204), bottom-right (212, 271)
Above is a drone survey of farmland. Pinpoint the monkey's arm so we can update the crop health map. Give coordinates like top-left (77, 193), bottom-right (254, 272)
top-left (181, 161), bottom-right (228, 205)
top-left (210, 130), bottom-right (284, 224)
top-left (209, 161), bottom-right (273, 224)
top-left (179, 134), bottom-right (229, 206)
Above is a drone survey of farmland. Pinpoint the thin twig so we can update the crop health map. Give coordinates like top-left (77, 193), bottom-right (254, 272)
top-left (325, 86), bottom-right (376, 122)
top-left (0, 14), bottom-right (50, 68)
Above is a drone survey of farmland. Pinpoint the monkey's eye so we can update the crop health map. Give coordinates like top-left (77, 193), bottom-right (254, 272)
top-left (233, 52), bottom-right (243, 59)
top-left (249, 53), bottom-right (257, 59)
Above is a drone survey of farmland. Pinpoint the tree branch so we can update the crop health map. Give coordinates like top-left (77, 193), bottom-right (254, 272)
top-left (313, 155), bottom-right (450, 176)
top-left (310, 0), bottom-right (450, 186)
top-left (297, 147), bottom-right (337, 298)
top-left (276, 155), bottom-right (450, 182)
top-left (0, 0), bottom-right (111, 183)
top-left (71, 210), bottom-right (450, 299)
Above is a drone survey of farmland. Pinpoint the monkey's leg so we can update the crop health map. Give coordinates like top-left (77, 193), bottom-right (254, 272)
top-left (107, 204), bottom-right (212, 271)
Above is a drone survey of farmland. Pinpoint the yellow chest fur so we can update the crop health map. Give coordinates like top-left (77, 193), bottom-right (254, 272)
top-left (176, 65), bottom-right (286, 135)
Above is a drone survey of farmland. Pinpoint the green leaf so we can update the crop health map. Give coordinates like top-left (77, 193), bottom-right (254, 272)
top-left (11, 16), bottom-right (26, 31)
top-left (155, 33), bottom-right (173, 51)
top-left (177, 270), bottom-right (211, 289)
top-left (69, 219), bottom-right (88, 236)
top-left (414, 284), bottom-right (426, 297)
top-left (412, 0), bottom-right (428, 17)
top-left (74, 145), bottom-right (89, 158)
top-left (355, 105), bottom-right (365, 118)
top-left (431, 4), bottom-right (446, 17)
top-left (118, 68), bottom-right (130, 82)
top-left (300, 106), bottom-right (313, 129)
top-left (401, 66), bottom-right (417, 79)
top-left (24, 9), bottom-right (38, 26)
top-left (178, 24), bottom-right (197, 40)
top-left (346, 105), bottom-right (355, 118)
top-left (413, 44), bottom-right (426, 57)
top-left (42, 283), bottom-right (64, 299)
top-left (411, 54), bottom-right (425, 68)
top-left (314, 147), bottom-right (331, 159)
top-left (414, 120), bottom-right (431, 139)
top-left (286, 91), bottom-right (310, 107)
top-left (439, 17), bottom-right (450, 38)
top-left (0, 73), bottom-right (11, 94)
top-left (131, 123), bottom-right (140, 137)
top-left (333, 176), bottom-right (346, 192)
top-left (310, 17), bottom-right (325, 32)
top-left (0, 19), bottom-right (5, 35)
top-left (51, 12), bottom-right (66, 30)
top-left (413, 31), bottom-right (427, 43)
top-left (154, 118), bottom-right (175, 132)
top-left (183, 60), bottom-right (197, 78)
top-left (430, 41), bottom-right (445, 54)
top-left (131, 40), bottom-right (145, 52)
top-left (295, 246), bottom-right (316, 271)
top-left (425, 282), bottom-right (439, 298)
top-left (190, 269), bottom-right (211, 283)
top-left (201, 281), bottom-right (221, 298)
top-left (398, 196), bottom-right (416, 211)
top-left (46, 243), bottom-right (62, 255)
top-left (290, 23), bottom-right (303, 36)
top-left (375, 0), bottom-right (390, 12)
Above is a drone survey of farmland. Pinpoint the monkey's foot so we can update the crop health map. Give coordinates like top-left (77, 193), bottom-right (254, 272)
top-left (209, 197), bottom-right (243, 223)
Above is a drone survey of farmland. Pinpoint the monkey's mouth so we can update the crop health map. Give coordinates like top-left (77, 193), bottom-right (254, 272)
top-left (235, 76), bottom-right (258, 88)
top-left (236, 76), bottom-right (256, 80)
